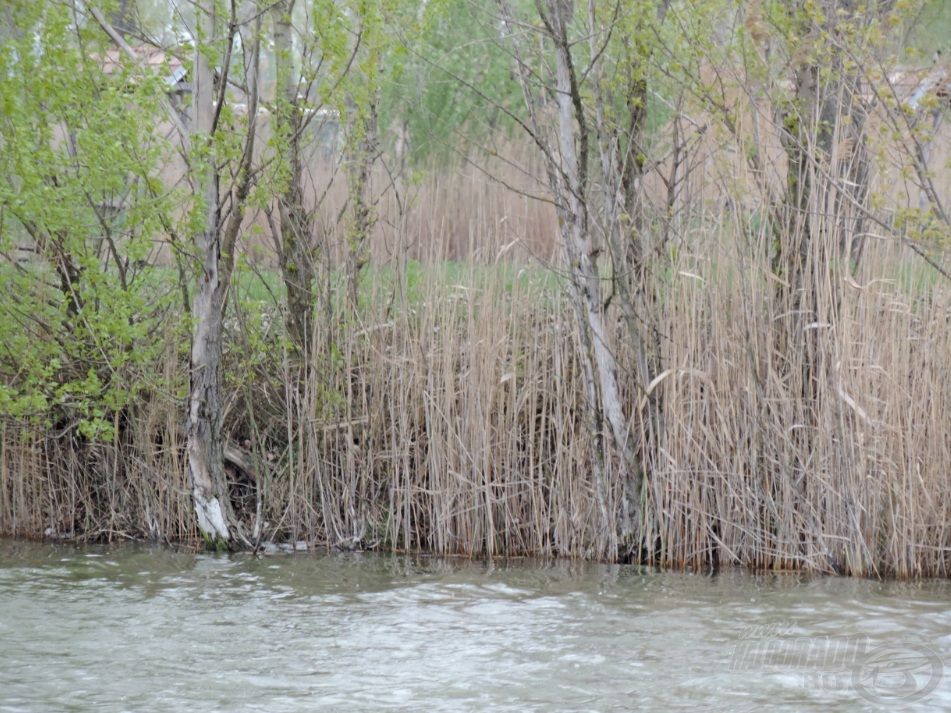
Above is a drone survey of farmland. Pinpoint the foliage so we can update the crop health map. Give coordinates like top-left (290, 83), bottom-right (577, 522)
top-left (0, 1), bottom-right (174, 438)
top-left (377, 0), bottom-right (525, 164)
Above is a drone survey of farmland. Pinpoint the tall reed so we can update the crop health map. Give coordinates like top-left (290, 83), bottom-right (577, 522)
top-left (2, 146), bottom-right (949, 576)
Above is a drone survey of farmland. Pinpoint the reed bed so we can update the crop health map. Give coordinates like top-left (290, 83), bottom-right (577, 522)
top-left (651, 214), bottom-right (951, 577)
top-left (1, 148), bottom-right (949, 577)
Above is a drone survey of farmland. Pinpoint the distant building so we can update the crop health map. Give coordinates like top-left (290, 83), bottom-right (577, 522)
top-left (99, 46), bottom-right (191, 122)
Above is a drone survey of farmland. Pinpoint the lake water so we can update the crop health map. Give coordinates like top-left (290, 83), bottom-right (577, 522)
top-left (0, 540), bottom-right (948, 712)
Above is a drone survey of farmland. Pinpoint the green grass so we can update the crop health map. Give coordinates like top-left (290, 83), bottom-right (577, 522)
top-left (229, 258), bottom-right (564, 311)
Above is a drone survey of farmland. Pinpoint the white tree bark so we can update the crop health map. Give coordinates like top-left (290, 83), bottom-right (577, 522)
top-left (186, 0), bottom-right (261, 546)
top-left (186, 0), bottom-right (231, 544)
top-left (545, 0), bottom-right (642, 543)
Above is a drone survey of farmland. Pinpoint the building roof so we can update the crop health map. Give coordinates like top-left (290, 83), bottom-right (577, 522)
top-left (888, 63), bottom-right (951, 110)
top-left (99, 46), bottom-right (186, 88)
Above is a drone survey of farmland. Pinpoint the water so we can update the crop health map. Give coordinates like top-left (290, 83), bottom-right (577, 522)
top-left (0, 541), bottom-right (948, 712)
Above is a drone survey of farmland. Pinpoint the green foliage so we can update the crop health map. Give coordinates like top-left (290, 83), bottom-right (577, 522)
top-left (0, 1), bottom-right (175, 438)
top-left (0, 0), bottom-right (944, 445)
top-left (377, 0), bottom-right (524, 164)
top-left (902, 0), bottom-right (951, 58)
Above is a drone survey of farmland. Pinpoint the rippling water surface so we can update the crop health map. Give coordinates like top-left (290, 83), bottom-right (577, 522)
top-left (1, 540), bottom-right (949, 711)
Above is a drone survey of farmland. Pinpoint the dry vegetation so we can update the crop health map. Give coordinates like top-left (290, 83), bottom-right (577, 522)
top-left (3, 140), bottom-right (949, 577)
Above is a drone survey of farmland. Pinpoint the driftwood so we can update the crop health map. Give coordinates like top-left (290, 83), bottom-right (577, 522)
top-left (223, 443), bottom-right (257, 482)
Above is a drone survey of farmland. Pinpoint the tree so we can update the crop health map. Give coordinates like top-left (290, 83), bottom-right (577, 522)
top-left (269, 0), bottom-right (317, 354)
top-left (184, 0), bottom-right (263, 546)
top-left (342, 15), bottom-right (383, 313)
top-left (89, 0), bottom-right (271, 545)
top-left (495, 0), bottom-right (663, 552)
top-left (0, 1), bottom-right (170, 442)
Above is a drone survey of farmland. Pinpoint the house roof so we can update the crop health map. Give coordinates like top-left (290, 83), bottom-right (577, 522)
top-left (99, 46), bottom-right (186, 87)
top-left (889, 63), bottom-right (951, 110)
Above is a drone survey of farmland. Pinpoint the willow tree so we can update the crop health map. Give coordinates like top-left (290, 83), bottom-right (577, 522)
top-left (92, 0), bottom-right (263, 545)
top-left (184, 0), bottom-right (263, 545)
top-left (494, 0), bottom-right (668, 552)
top-left (0, 1), bottom-right (169, 441)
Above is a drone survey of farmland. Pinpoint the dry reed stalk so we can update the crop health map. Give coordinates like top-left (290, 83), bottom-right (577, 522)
top-left (1, 122), bottom-right (949, 577)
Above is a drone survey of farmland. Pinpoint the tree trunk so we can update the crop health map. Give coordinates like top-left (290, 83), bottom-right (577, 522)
top-left (345, 92), bottom-right (379, 312)
top-left (590, 78), bottom-right (656, 541)
top-left (271, 0), bottom-right (316, 353)
top-left (775, 0), bottom-right (872, 290)
top-left (545, 0), bottom-right (641, 545)
top-left (187, 0), bottom-right (231, 543)
top-left (585, 0), bottom-right (673, 537)
top-left (187, 0), bottom-right (261, 546)
top-left (771, 0), bottom-right (874, 501)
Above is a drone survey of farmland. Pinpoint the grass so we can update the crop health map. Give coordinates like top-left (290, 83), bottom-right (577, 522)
top-left (224, 258), bottom-right (563, 312)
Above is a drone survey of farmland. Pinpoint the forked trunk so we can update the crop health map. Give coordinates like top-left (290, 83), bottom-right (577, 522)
top-left (186, 1), bottom-right (261, 546)
top-left (186, 0), bottom-right (232, 545)
top-left (546, 0), bottom-right (641, 542)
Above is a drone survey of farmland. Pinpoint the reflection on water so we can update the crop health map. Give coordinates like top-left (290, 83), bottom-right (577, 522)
top-left (0, 540), bottom-right (948, 712)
